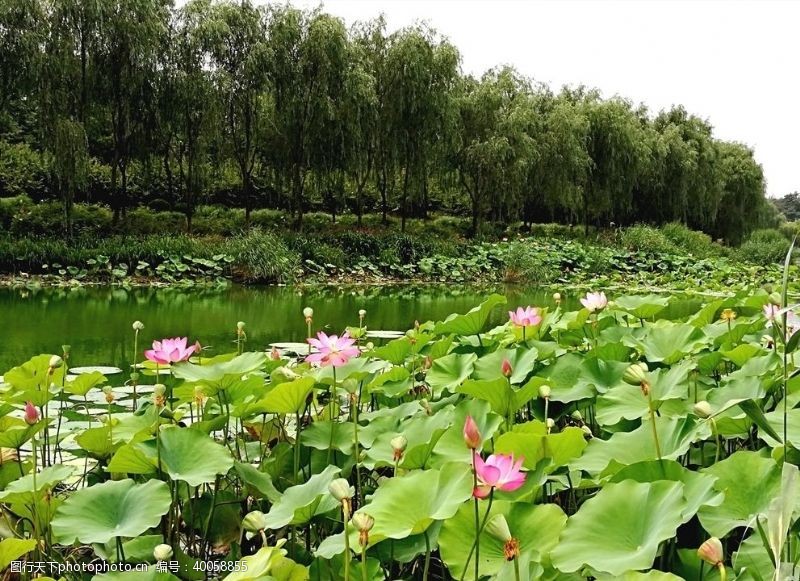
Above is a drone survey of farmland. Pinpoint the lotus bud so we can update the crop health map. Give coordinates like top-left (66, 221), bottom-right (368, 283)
top-left (328, 478), bottom-right (353, 503)
top-left (570, 410), bottom-right (583, 423)
top-left (24, 401), bottom-right (39, 425)
top-left (546, 417), bottom-right (555, 432)
top-left (242, 510), bottom-right (268, 533)
top-left (351, 512), bottom-right (374, 547)
top-left (365, 342), bottom-right (374, 351)
top-left (270, 346), bottom-right (281, 360)
top-left (153, 544), bottom-right (173, 561)
top-left (391, 434), bottom-right (408, 461)
top-left (48, 354), bottom-right (63, 373)
top-left (103, 386), bottom-right (115, 404)
top-left (132, 321), bottom-right (144, 331)
top-left (463, 415), bottom-right (481, 449)
top-left (153, 383), bottom-right (167, 407)
top-left (61, 344), bottom-right (71, 357)
top-left (358, 309), bottom-right (366, 320)
top-left (419, 399), bottom-right (432, 415)
top-left (694, 400), bottom-right (712, 419)
top-left (697, 537), bottom-right (724, 566)
top-left (623, 362), bottom-right (649, 386)
top-left (538, 384), bottom-right (551, 400)
top-left (553, 292), bottom-right (561, 304)
top-left (581, 425), bottom-right (593, 439)
top-left (303, 307), bottom-right (313, 322)
top-left (485, 514), bottom-right (512, 542)
top-left (423, 356), bottom-right (432, 370)
top-left (501, 358), bottom-right (513, 378)
top-left (237, 321), bottom-right (246, 331)
top-left (769, 292), bottom-right (782, 306)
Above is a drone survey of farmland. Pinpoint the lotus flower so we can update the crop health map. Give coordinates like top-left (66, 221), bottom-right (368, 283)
top-left (24, 401), bottom-right (39, 425)
top-left (580, 291), bottom-right (608, 313)
top-left (473, 451), bottom-right (526, 498)
top-left (306, 331), bottom-right (359, 367)
top-left (144, 337), bottom-right (199, 365)
top-left (508, 306), bottom-right (541, 327)
top-left (463, 415), bottom-right (481, 449)
top-left (763, 304), bottom-right (780, 321)
top-left (501, 358), bottom-right (513, 378)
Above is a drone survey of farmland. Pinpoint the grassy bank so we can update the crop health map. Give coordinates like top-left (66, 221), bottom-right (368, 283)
top-left (0, 216), bottom-right (794, 292)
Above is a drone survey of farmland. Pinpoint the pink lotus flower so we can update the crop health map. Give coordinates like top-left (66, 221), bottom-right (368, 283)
top-left (508, 306), bottom-right (542, 328)
top-left (765, 308), bottom-right (800, 339)
top-left (24, 401), bottom-right (39, 425)
top-left (764, 304), bottom-right (780, 321)
top-left (473, 451), bottom-right (526, 498)
top-left (501, 358), bottom-right (513, 378)
top-left (144, 337), bottom-right (199, 365)
top-left (581, 291), bottom-right (608, 313)
top-left (463, 415), bottom-right (481, 449)
top-left (306, 331), bottom-right (360, 368)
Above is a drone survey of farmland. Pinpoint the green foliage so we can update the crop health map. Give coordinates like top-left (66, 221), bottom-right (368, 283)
top-left (224, 229), bottom-right (299, 284)
top-left (736, 228), bottom-right (792, 265)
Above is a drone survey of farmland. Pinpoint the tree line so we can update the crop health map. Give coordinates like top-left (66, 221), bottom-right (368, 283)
top-left (0, 0), bottom-right (779, 242)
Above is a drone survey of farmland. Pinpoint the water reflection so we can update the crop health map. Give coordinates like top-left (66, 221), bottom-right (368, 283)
top-left (0, 284), bottom-right (577, 372)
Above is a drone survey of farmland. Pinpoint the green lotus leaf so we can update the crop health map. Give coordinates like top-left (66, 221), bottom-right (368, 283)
top-left (439, 499), bottom-right (566, 579)
top-left (573, 417), bottom-right (711, 476)
top-left (536, 354), bottom-right (597, 403)
top-left (363, 407), bottom-right (453, 470)
top-left (0, 416), bottom-right (47, 448)
top-left (301, 420), bottom-right (356, 455)
top-left (472, 346), bottom-right (539, 384)
top-left (0, 538), bottom-right (37, 571)
top-left (697, 451), bottom-right (785, 538)
top-left (720, 344), bottom-right (767, 367)
top-left (3, 354), bottom-right (66, 390)
top-left (495, 421), bottom-right (587, 473)
top-left (458, 377), bottom-right (540, 419)
top-left (595, 572), bottom-right (684, 581)
top-left (432, 293), bottom-right (506, 337)
top-left (224, 542), bottom-right (308, 581)
top-left (234, 462), bottom-right (282, 503)
top-left (624, 322), bottom-right (710, 364)
top-left (262, 376), bottom-right (315, 414)
top-left (609, 459), bottom-right (723, 519)
top-left (64, 371), bottom-right (107, 396)
top-left (52, 479), bottom-right (171, 544)
top-left (426, 353), bottom-right (477, 396)
top-left (612, 294), bottom-right (670, 319)
top-left (0, 464), bottom-right (75, 505)
top-left (157, 426), bottom-right (234, 486)
top-left (264, 464), bottom-right (341, 529)
top-left (430, 399), bottom-right (503, 465)
top-left (370, 336), bottom-right (413, 365)
top-left (367, 365), bottom-right (412, 397)
top-left (171, 352), bottom-right (267, 383)
top-left (316, 462), bottom-right (472, 558)
top-left (551, 480), bottom-right (687, 576)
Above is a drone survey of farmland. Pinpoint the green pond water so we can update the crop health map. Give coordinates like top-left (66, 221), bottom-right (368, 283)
top-left (0, 284), bottom-right (580, 374)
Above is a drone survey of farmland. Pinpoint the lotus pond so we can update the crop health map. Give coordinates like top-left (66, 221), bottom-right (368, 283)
top-left (1, 287), bottom-right (799, 580)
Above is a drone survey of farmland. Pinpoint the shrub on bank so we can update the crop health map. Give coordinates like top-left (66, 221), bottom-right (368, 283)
top-left (224, 229), bottom-right (299, 283)
top-left (618, 224), bottom-right (675, 254)
top-left (659, 222), bottom-right (722, 258)
top-left (736, 228), bottom-right (792, 265)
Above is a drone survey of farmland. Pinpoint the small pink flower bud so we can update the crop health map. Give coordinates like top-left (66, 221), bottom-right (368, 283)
top-left (24, 401), bottom-right (39, 425)
top-left (697, 537), bottom-right (724, 566)
top-left (463, 415), bottom-right (481, 450)
top-left (501, 358), bottom-right (513, 378)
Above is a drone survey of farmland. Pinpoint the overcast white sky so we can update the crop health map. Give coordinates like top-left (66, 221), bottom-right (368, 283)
top-left (261, 0), bottom-right (799, 198)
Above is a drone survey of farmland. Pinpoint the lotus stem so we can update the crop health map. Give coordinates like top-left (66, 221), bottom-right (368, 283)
top-left (328, 367), bottom-right (337, 466)
top-left (132, 327), bottom-right (139, 409)
top-left (513, 556), bottom-right (520, 581)
top-left (423, 529), bottom-right (431, 581)
top-left (711, 418), bottom-right (720, 464)
top-left (647, 394), bottom-right (663, 462)
top-left (353, 389), bottom-right (362, 505)
top-left (294, 411), bottom-right (302, 484)
top-left (717, 563), bottom-right (727, 581)
top-left (30, 435), bottom-right (39, 549)
top-left (343, 507), bottom-right (351, 581)
top-left (360, 544), bottom-right (368, 581)
top-left (461, 489), bottom-right (494, 581)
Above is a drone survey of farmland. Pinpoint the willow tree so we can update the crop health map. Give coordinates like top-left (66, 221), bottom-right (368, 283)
top-left (455, 68), bottom-right (534, 236)
top-left (580, 96), bottom-right (649, 233)
top-left (51, 120), bottom-right (89, 238)
top-left (201, 0), bottom-right (267, 223)
top-left (0, 0), bottom-right (44, 124)
top-left (384, 25), bottom-right (459, 230)
top-left (266, 7), bottom-right (350, 226)
top-left (713, 141), bottom-right (766, 243)
top-left (94, 0), bottom-right (169, 219)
